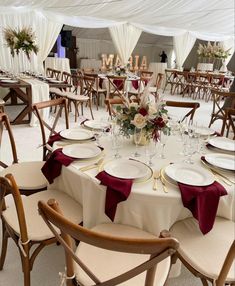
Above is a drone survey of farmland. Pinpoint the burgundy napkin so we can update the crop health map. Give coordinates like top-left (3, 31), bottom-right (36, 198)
top-left (41, 148), bottom-right (75, 184)
top-left (178, 181), bottom-right (227, 234)
top-left (96, 171), bottom-right (133, 221)
top-left (47, 133), bottom-right (63, 147)
top-left (113, 79), bottom-right (124, 90)
top-left (132, 80), bottom-right (139, 90)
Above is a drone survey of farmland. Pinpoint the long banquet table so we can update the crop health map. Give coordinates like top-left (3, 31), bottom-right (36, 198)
top-left (49, 131), bottom-right (234, 236)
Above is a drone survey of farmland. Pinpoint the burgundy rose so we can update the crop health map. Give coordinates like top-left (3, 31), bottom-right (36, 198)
top-left (139, 108), bottom-right (148, 116)
top-left (155, 117), bottom-right (165, 128)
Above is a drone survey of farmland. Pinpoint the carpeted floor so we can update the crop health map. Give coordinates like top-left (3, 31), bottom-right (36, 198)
top-left (0, 90), bottom-right (221, 285)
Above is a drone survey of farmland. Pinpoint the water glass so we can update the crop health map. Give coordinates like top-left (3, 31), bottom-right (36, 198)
top-left (145, 139), bottom-right (157, 166)
top-left (159, 129), bottom-right (170, 159)
top-left (112, 134), bottom-right (122, 159)
top-left (133, 127), bottom-right (142, 157)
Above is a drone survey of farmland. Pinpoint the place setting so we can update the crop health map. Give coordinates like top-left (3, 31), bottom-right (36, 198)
top-left (206, 136), bottom-right (235, 153)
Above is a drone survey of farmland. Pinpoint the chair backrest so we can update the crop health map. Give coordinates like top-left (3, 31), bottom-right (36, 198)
top-left (104, 98), bottom-right (125, 117)
top-left (106, 75), bottom-right (127, 98)
top-left (84, 73), bottom-right (99, 92)
top-left (83, 75), bottom-right (96, 98)
top-left (38, 199), bottom-right (179, 286)
top-left (0, 174), bottom-right (28, 245)
top-left (223, 108), bottom-right (235, 140)
top-left (139, 71), bottom-right (153, 78)
top-left (156, 73), bottom-right (164, 90)
top-left (61, 72), bottom-right (73, 92)
top-left (32, 98), bottom-right (69, 160)
top-left (0, 113), bottom-right (18, 168)
top-left (165, 101), bottom-right (200, 122)
top-left (46, 68), bottom-right (54, 78)
top-left (52, 69), bottom-right (61, 80)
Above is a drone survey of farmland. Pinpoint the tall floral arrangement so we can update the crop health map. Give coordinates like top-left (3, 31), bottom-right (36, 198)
top-left (4, 27), bottom-right (39, 60)
top-left (116, 87), bottom-right (170, 141)
top-left (197, 42), bottom-right (231, 60)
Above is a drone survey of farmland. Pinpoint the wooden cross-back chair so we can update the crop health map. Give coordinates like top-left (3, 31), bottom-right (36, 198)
top-left (163, 69), bottom-right (177, 94)
top-left (139, 70), bottom-right (153, 79)
top-left (0, 174), bottom-right (83, 286)
top-left (84, 73), bottom-right (107, 110)
top-left (52, 69), bottom-right (61, 80)
top-left (208, 89), bottom-right (235, 136)
top-left (165, 101), bottom-right (200, 122)
top-left (38, 199), bottom-right (179, 286)
top-left (32, 97), bottom-right (69, 161)
top-left (166, 217), bottom-right (235, 286)
top-left (46, 68), bottom-right (54, 78)
top-left (106, 75), bottom-right (127, 99)
top-left (222, 108), bottom-right (235, 139)
top-left (0, 113), bottom-right (47, 195)
top-left (149, 73), bottom-right (164, 99)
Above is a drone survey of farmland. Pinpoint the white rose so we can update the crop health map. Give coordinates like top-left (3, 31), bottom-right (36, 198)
top-left (23, 40), bottom-right (29, 45)
top-left (131, 114), bottom-right (147, 129)
top-left (148, 105), bottom-right (157, 119)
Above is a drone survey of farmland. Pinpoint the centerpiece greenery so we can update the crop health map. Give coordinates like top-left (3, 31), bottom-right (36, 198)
top-left (4, 27), bottom-right (39, 60)
top-left (116, 91), bottom-right (170, 142)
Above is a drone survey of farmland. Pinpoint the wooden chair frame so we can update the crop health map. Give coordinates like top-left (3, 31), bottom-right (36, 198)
top-left (163, 69), bottom-right (177, 94)
top-left (38, 199), bottom-right (179, 286)
top-left (222, 108), bottom-right (235, 139)
top-left (32, 98), bottom-right (69, 160)
top-left (52, 69), bottom-right (61, 80)
top-left (0, 113), bottom-right (18, 168)
top-left (0, 174), bottom-right (56, 286)
top-left (165, 101), bottom-right (200, 122)
top-left (208, 89), bottom-right (235, 135)
top-left (106, 75), bottom-right (127, 99)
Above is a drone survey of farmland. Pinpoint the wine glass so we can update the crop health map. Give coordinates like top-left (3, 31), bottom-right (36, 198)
top-left (133, 127), bottom-right (142, 157)
top-left (145, 139), bottom-right (157, 166)
top-left (159, 129), bottom-right (170, 159)
top-left (93, 129), bottom-right (102, 145)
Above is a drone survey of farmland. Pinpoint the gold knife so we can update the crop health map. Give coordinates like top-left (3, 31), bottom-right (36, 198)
top-left (160, 168), bottom-right (168, 193)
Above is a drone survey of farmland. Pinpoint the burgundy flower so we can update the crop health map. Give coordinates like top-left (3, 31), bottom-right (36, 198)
top-left (139, 108), bottom-right (148, 116)
top-left (154, 117), bottom-right (166, 128)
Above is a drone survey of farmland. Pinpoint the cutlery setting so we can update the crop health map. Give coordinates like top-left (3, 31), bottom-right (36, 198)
top-left (79, 157), bottom-right (104, 172)
top-left (153, 169), bottom-right (168, 193)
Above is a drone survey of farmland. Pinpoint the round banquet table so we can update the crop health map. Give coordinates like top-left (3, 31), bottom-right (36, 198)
top-left (49, 132), bottom-right (235, 236)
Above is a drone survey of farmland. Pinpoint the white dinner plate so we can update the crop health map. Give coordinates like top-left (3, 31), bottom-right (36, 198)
top-left (62, 144), bottom-right (101, 159)
top-left (103, 159), bottom-right (150, 180)
top-left (208, 137), bottom-right (235, 152)
top-left (0, 79), bottom-right (19, 83)
top-left (84, 120), bottom-right (109, 130)
top-left (165, 163), bottom-right (214, 186)
top-left (205, 154), bottom-right (235, 171)
top-left (195, 127), bottom-right (215, 136)
top-left (60, 128), bottom-right (93, 141)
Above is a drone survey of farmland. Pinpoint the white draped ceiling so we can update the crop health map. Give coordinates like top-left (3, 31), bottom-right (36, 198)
top-left (0, 0), bottom-right (234, 70)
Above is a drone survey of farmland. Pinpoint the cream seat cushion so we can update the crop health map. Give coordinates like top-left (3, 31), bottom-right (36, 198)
top-left (149, 86), bottom-right (157, 93)
top-left (3, 189), bottom-right (83, 241)
top-left (49, 87), bottom-right (64, 96)
top-left (67, 94), bottom-right (89, 101)
top-left (0, 161), bottom-right (47, 190)
top-left (74, 223), bottom-right (171, 286)
top-left (170, 217), bottom-right (235, 282)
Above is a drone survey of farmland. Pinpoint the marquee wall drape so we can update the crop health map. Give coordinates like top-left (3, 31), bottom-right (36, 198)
top-left (109, 23), bottom-right (142, 65)
top-left (0, 9), bottom-right (62, 73)
top-left (173, 32), bottom-right (197, 69)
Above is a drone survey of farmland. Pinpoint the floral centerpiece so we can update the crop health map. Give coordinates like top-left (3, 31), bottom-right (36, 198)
top-left (197, 42), bottom-right (231, 61)
top-left (116, 89), bottom-right (170, 142)
top-left (4, 27), bottom-right (39, 60)
top-left (114, 65), bottom-right (127, 76)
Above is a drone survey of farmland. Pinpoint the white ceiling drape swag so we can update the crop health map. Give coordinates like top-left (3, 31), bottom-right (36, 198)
top-left (221, 37), bottom-right (235, 66)
top-left (109, 23), bottom-right (142, 65)
top-left (0, 10), bottom-right (62, 73)
top-left (173, 32), bottom-right (197, 69)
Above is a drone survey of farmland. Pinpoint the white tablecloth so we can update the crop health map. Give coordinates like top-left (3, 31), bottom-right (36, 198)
top-left (44, 57), bottom-right (71, 77)
top-left (80, 59), bottom-right (102, 71)
top-left (49, 133), bottom-right (234, 236)
top-left (149, 62), bottom-right (167, 87)
top-left (23, 78), bottom-right (49, 126)
top-left (197, 63), bottom-right (214, 71)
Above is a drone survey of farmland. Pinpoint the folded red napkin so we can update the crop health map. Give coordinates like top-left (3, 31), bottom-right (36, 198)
top-left (96, 171), bottom-right (133, 221)
top-left (47, 133), bottom-right (63, 147)
top-left (178, 181), bottom-right (227, 234)
top-left (113, 79), bottom-right (124, 90)
top-left (132, 80), bottom-right (139, 90)
top-left (41, 148), bottom-right (75, 184)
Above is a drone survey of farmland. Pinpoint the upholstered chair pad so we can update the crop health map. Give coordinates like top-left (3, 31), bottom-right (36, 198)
top-left (74, 223), bottom-right (171, 286)
top-left (170, 217), bottom-right (235, 282)
top-left (3, 189), bottom-right (83, 241)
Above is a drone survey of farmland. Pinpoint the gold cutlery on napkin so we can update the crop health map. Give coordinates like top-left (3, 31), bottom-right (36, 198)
top-left (79, 158), bottom-right (104, 172)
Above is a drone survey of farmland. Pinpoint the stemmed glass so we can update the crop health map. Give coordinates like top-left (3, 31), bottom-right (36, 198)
top-left (93, 129), bottom-right (102, 145)
top-left (133, 127), bottom-right (142, 157)
top-left (159, 129), bottom-right (170, 159)
top-left (145, 139), bottom-right (157, 166)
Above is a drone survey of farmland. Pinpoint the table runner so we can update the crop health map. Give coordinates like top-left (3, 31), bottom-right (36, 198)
top-left (23, 78), bottom-right (49, 126)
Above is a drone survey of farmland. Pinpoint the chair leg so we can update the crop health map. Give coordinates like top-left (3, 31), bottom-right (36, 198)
top-left (89, 101), bottom-right (94, 120)
top-left (200, 277), bottom-right (209, 286)
top-left (22, 256), bottom-right (31, 286)
top-left (0, 222), bottom-right (8, 270)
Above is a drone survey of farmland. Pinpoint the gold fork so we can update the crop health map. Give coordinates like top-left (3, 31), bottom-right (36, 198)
top-left (153, 170), bottom-right (160, 190)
